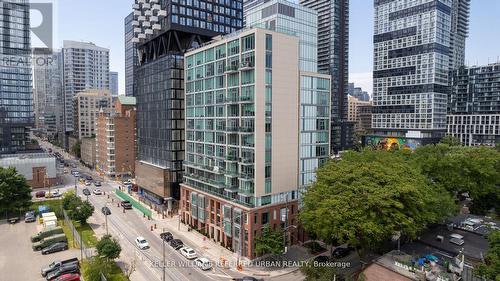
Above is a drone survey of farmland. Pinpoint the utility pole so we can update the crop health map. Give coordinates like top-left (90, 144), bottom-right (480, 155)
top-left (105, 202), bottom-right (109, 235)
top-left (162, 228), bottom-right (166, 281)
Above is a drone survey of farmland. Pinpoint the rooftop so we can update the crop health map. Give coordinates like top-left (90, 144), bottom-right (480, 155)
top-left (0, 153), bottom-right (54, 160)
top-left (118, 96), bottom-right (136, 106)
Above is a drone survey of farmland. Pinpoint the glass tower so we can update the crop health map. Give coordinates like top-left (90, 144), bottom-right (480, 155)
top-left (124, 12), bottom-right (138, 97)
top-left (0, 0), bottom-right (33, 154)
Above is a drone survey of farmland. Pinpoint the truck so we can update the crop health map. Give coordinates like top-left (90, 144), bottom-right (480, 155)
top-left (31, 226), bottom-right (63, 242)
top-left (41, 258), bottom-right (79, 277)
top-left (32, 233), bottom-right (68, 251)
top-left (45, 263), bottom-right (80, 280)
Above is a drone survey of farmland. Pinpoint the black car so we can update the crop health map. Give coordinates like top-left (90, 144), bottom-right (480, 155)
top-left (332, 246), bottom-right (353, 259)
top-left (41, 242), bottom-right (68, 255)
top-left (160, 232), bottom-right (173, 242)
top-left (82, 188), bottom-right (91, 196)
top-left (46, 263), bottom-right (79, 280)
top-left (101, 206), bottom-right (111, 215)
top-left (169, 239), bottom-right (184, 250)
top-left (121, 201), bottom-right (133, 209)
top-left (85, 175), bottom-right (93, 181)
top-left (232, 277), bottom-right (264, 281)
top-left (313, 255), bottom-right (331, 263)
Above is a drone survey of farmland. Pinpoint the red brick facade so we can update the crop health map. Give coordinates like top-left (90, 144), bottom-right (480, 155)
top-left (180, 185), bottom-right (304, 259)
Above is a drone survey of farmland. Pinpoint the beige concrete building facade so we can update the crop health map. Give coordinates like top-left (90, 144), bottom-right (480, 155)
top-left (73, 90), bottom-right (112, 140)
top-left (80, 137), bottom-right (96, 168)
top-left (180, 28), bottom-right (331, 258)
top-left (348, 95), bottom-right (372, 133)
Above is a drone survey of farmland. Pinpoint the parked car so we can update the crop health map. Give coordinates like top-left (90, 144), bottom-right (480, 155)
top-left (195, 257), bottom-right (212, 270)
top-left (450, 237), bottom-right (465, 246)
top-left (313, 255), bottom-right (331, 263)
top-left (93, 181), bottom-right (102, 187)
top-left (135, 237), bottom-right (149, 249)
top-left (53, 273), bottom-right (80, 281)
top-left (101, 207), bottom-right (111, 215)
top-left (232, 277), bottom-right (264, 281)
top-left (25, 211), bottom-right (36, 223)
top-left (332, 246), bottom-right (353, 259)
top-left (33, 233), bottom-right (68, 251)
top-left (121, 201), bottom-right (133, 209)
top-left (45, 263), bottom-right (79, 280)
top-left (31, 226), bottom-right (64, 242)
top-left (42, 242), bottom-right (68, 255)
top-left (46, 190), bottom-right (61, 198)
top-left (93, 188), bottom-right (103, 195)
top-left (8, 217), bottom-right (20, 224)
top-left (160, 232), bottom-right (173, 242)
top-left (41, 258), bottom-right (79, 277)
top-left (85, 175), bottom-right (93, 181)
top-left (35, 191), bottom-right (46, 198)
top-left (180, 247), bottom-right (197, 259)
top-left (169, 239), bottom-right (184, 250)
top-left (82, 189), bottom-right (91, 196)
top-left (84, 181), bottom-right (91, 186)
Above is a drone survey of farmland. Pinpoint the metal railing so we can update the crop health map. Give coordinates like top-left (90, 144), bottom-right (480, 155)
top-left (62, 210), bottom-right (94, 259)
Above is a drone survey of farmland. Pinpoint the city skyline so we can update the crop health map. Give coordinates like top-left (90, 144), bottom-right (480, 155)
top-left (35, 0), bottom-right (500, 97)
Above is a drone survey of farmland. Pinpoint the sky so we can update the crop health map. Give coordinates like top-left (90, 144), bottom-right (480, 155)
top-left (33, 0), bottom-right (500, 96)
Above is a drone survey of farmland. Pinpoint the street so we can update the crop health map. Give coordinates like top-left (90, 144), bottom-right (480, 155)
top-left (38, 139), bottom-right (305, 281)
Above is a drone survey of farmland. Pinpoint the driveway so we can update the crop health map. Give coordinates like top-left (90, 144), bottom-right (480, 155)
top-left (0, 220), bottom-right (80, 281)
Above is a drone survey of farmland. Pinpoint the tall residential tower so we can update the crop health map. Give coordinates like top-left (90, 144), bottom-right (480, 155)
top-left (299, 0), bottom-right (352, 153)
top-left (0, 0), bottom-right (33, 154)
top-left (370, 0), bottom-right (470, 146)
top-left (62, 41), bottom-right (110, 137)
top-left (131, 0), bottom-right (243, 210)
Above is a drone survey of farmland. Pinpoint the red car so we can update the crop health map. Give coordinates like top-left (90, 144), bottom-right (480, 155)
top-left (53, 273), bottom-right (80, 281)
top-left (35, 191), bottom-right (46, 198)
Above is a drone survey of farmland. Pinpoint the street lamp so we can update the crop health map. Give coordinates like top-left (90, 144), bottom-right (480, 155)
top-left (162, 228), bottom-right (166, 281)
top-left (105, 202), bottom-right (109, 235)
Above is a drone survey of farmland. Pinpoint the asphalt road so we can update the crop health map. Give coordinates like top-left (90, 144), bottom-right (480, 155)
top-left (38, 138), bottom-right (306, 281)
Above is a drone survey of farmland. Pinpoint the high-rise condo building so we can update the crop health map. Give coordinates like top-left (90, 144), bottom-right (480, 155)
top-left (131, 0), bottom-right (243, 210)
top-left (62, 41), bottom-right (110, 136)
top-left (447, 63), bottom-right (500, 146)
top-left (370, 0), bottom-right (470, 146)
top-left (125, 12), bottom-right (138, 97)
top-left (33, 48), bottom-right (64, 142)
top-left (299, 0), bottom-right (352, 153)
top-left (181, 28), bottom-right (330, 258)
top-left (72, 90), bottom-right (112, 140)
top-left (0, 0), bottom-right (33, 154)
top-left (110, 71), bottom-right (119, 97)
top-left (245, 0), bottom-right (318, 72)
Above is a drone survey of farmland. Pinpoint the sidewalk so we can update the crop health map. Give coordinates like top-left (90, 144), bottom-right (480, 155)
top-left (122, 190), bottom-right (305, 278)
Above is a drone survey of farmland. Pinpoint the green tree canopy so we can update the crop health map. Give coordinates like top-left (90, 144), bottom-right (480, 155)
top-left (299, 150), bottom-right (456, 252)
top-left (69, 200), bottom-right (94, 223)
top-left (476, 230), bottom-right (500, 281)
top-left (300, 262), bottom-right (337, 281)
top-left (96, 235), bottom-right (122, 261)
top-left (62, 190), bottom-right (82, 211)
top-left (254, 225), bottom-right (284, 256)
top-left (413, 144), bottom-right (500, 215)
top-left (0, 167), bottom-right (32, 213)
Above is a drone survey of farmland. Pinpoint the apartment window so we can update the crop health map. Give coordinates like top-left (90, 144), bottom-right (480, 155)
top-left (265, 34), bottom-right (272, 51)
top-left (241, 34), bottom-right (255, 52)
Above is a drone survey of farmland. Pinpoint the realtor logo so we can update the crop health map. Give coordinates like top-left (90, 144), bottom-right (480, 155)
top-left (30, 1), bottom-right (55, 50)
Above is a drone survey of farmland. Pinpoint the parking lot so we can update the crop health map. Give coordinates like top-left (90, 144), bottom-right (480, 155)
top-left (0, 220), bottom-right (80, 281)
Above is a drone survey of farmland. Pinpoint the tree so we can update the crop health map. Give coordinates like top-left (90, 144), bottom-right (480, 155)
top-left (299, 150), bottom-right (456, 253)
top-left (69, 200), bottom-right (94, 223)
top-left (475, 230), bottom-right (500, 281)
top-left (0, 167), bottom-right (32, 213)
top-left (62, 190), bottom-right (82, 211)
top-left (83, 257), bottom-right (107, 281)
top-left (413, 145), bottom-right (500, 215)
top-left (71, 141), bottom-right (81, 158)
top-left (439, 135), bottom-right (462, 146)
top-left (300, 262), bottom-right (337, 281)
top-left (96, 235), bottom-right (122, 261)
top-left (254, 225), bottom-right (284, 256)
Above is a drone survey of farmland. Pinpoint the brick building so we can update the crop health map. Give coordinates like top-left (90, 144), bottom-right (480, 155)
top-left (96, 96), bottom-right (136, 178)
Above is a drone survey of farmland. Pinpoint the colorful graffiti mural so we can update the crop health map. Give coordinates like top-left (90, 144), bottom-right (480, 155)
top-left (364, 136), bottom-right (421, 151)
